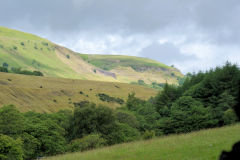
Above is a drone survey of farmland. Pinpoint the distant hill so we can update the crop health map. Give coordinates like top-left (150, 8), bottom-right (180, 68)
top-left (0, 26), bottom-right (183, 85)
top-left (0, 72), bottom-right (157, 112)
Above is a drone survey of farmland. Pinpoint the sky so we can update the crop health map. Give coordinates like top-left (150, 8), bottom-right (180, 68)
top-left (1, 0), bottom-right (240, 74)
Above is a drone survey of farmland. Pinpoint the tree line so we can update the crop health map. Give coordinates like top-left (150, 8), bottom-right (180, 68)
top-left (0, 62), bottom-right (240, 160)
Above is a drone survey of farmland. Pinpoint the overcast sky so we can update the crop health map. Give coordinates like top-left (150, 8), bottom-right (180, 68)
top-left (1, 0), bottom-right (240, 73)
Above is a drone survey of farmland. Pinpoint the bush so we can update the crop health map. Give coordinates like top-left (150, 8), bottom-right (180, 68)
top-left (97, 93), bottom-right (124, 105)
top-left (66, 55), bottom-right (70, 59)
top-left (13, 46), bottom-right (17, 50)
top-left (143, 130), bottom-right (155, 140)
top-left (72, 103), bottom-right (116, 139)
top-left (2, 62), bottom-right (8, 68)
top-left (0, 134), bottom-right (23, 160)
top-left (32, 71), bottom-right (44, 76)
top-left (0, 67), bottom-right (8, 73)
top-left (106, 122), bottom-right (140, 144)
top-left (68, 134), bottom-right (105, 152)
top-left (41, 42), bottom-right (48, 46)
top-left (223, 109), bottom-right (238, 125)
top-left (115, 110), bottom-right (139, 128)
top-left (10, 67), bottom-right (44, 76)
top-left (20, 42), bottom-right (24, 46)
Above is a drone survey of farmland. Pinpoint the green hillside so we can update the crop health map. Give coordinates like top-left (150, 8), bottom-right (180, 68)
top-left (79, 54), bottom-right (170, 71)
top-left (0, 72), bottom-right (157, 113)
top-left (0, 26), bottom-right (183, 85)
top-left (46, 124), bottom-right (240, 160)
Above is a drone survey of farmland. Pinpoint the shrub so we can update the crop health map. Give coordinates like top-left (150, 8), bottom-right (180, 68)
top-left (0, 134), bottom-right (23, 160)
top-left (66, 55), bottom-right (70, 59)
top-left (2, 62), bottom-right (8, 68)
top-left (0, 67), bottom-right (8, 73)
top-left (223, 109), bottom-right (238, 125)
top-left (41, 42), bottom-right (48, 46)
top-left (143, 130), bottom-right (155, 140)
top-left (32, 71), bottom-right (44, 76)
top-left (106, 122), bottom-right (140, 144)
top-left (20, 42), bottom-right (24, 46)
top-left (97, 93), bottom-right (124, 105)
top-left (13, 46), bottom-right (17, 50)
top-left (68, 134), bottom-right (105, 152)
top-left (115, 110), bottom-right (139, 128)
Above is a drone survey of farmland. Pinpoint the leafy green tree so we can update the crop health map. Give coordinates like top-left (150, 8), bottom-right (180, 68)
top-left (72, 103), bottom-right (115, 140)
top-left (0, 105), bottom-right (24, 136)
top-left (106, 122), bottom-right (140, 144)
top-left (0, 134), bottom-right (23, 160)
top-left (23, 112), bottom-right (66, 156)
top-left (223, 109), bottom-right (238, 125)
top-left (169, 96), bottom-right (213, 133)
top-left (0, 67), bottom-right (8, 73)
top-left (2, 62), bottom-right (8, 68)
top-left (20, 132), bottom-right (40, 160)
top-left (115, 110), bottom-right (139, 128)
top-left (154, 83), bottom-right (180, 115)
top-left (126, 93), bottom-right (146, 111)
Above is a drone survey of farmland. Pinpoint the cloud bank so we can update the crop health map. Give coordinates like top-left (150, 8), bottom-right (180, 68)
top-left (1, 0), bottom-right (240, 73)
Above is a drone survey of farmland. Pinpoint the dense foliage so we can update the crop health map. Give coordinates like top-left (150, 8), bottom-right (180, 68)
top-left (0, 63), bottom-right (239, 159)
top-left (0, 63), bottom-right (44, 76)
top-left (97, 93), bottom-right (124, 104)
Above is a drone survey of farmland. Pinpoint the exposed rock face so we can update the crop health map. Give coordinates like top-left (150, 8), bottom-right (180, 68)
top-left (96, 69), bottom-right (116, 79)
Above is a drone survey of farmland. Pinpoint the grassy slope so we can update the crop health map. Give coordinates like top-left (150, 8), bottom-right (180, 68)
top-left (79, 54), bottom-right (171, 70)
top-left (0, 72), bottom-right (157, 113)
top-left (79, 54), bottom-right (183, 84)
top-left (0, 26), bottom-right (82, 79)
top-left (46, 124), bottom-right (240, 160)
top-left (0, 26), bottom-right (183, 84)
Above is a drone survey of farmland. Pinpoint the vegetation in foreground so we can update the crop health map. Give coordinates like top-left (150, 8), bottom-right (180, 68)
top-left (45, 124), bottom-right (240, 160)
top-left (0, 63), bottom-right (239, 160)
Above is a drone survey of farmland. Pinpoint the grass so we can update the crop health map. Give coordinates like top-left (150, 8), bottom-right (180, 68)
top-left (45, 124), bottom-right (240, 160)
top-left (0, 72), bottom-right (157, 113)
top-left (0, 26), bottom-right (183, 85)
top-left (79, 54), bottom-right (171, 71)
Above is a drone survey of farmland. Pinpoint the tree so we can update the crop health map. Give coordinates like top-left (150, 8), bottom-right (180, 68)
top-left (2, 62), bottom-right (8, 68)
top-left (115, 110), bottom-right (139, 128)
top-left (154, 83), bottom-right (180, 115)
top-left (0, 67), bottom-right (8, 73)
top-left (72, 103), bottom-right (115, 140)
top-left (169, 96), bottom-right (213, 133)
top-left (23, 112), bottom-right (66, 157)
top-left (0, 134), bottom-right (23, 160)
top-left (0, 105), bottom-right (24, 136)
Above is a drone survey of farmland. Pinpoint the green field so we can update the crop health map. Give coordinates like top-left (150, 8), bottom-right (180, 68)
top-left (45, 124), bottom-right (240, 160)
top-left (0, 26), bottom-right (183, 85)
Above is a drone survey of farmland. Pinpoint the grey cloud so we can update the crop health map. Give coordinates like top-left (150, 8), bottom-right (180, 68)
top-left (0, 0), bottom-right (240, 73)
top-left (139, 42), bottom-right (197, 65)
